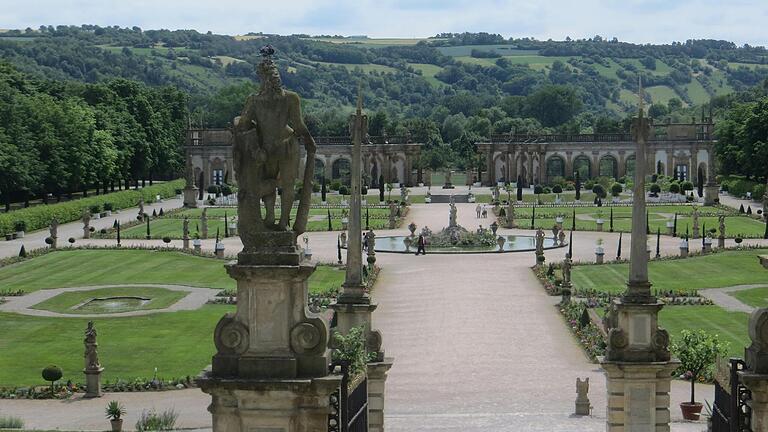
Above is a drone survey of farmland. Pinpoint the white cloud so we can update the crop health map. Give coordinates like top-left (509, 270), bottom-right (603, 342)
top-left (4, 0), bottom-right (766, 46)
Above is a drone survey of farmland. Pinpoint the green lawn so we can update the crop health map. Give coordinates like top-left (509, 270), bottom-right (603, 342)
top-left (646, 85), bottom-right (679, 105)
top-left (0, 250), bottom-right (233, 294)
top-left (571, 249), bottom-right (768, 295)
top-left (0, 305), bottom-right (228, 386)
top-left (0, 249), bottom-right (346, 386)
top-left (731, 286), bottom-right (768, 309)
top-left (30, 287), bottom-right (189, 314)
top-left (660, 306), bottom-right (749, 358)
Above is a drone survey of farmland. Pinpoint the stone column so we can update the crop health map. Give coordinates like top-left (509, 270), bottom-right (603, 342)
top-left (618, 150), bottom-right (626, 178)
top-left (565, 151), bottom-right (573, 178)
top-left (591, 151), bottom-right (600, 178)
top-left (485, 148), bottom-right (494, 186)
top-left (330, 94), bottom-right (392, 432)
top-left (600, 105), bottom-right (679, 432)
top-left (704, 146), bottom-right (720, 205)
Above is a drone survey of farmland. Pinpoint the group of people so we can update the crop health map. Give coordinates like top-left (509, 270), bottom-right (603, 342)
top-left (475, 204), bottom-right (488, 219)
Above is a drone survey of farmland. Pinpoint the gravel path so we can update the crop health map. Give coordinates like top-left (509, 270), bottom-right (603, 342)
top-left (0, 284), bottom-right (218, 318)
top-left (699, 284), bottom-right (768, 313)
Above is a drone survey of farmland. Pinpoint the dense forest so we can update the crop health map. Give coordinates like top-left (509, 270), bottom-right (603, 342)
top-left (0, 27), bottom-right (766, 208)
top-left (0, 62), bottom-right (187, 210)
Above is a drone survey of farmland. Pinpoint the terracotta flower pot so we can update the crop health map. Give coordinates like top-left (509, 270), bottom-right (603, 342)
top-left (110, 418), bottom-right (123, 432)
top-left (680, 401), bottom-right (703, 420)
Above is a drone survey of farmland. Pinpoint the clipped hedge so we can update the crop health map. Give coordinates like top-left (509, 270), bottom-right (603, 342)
top-left (0, 179), bottom-right (184, 235)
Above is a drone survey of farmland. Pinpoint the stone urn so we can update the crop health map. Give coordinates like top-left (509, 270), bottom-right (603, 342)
top-left (595, 218), bottom-right (604, 232)
top-left (496, 235), bottom-right (506, 251)
top-left (403, 236), bottom-right (412, 252)
top-left (666, 221), bottom-right (675, 235)
top-left (595, 246), bottom-right (605, 264)
top-left (341, 217), bottom-right (349, 230)
top-left (679, 239), bottom-right (689, 257)
top-left (490, 221), bottom-right (499, 235)
top-left (408, 222), bottom-right (417, 237)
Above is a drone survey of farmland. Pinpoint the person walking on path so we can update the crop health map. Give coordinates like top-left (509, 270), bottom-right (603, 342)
top-left (482, 207), bottom-right (488, 219)
top-left (476, 204), bottom-right (482, 218)
top-left (415, 234), bottom-right (426, 256)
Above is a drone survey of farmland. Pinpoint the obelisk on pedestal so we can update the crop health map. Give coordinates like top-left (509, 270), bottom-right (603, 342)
top-left (197, 48), bottom-right (339, 432)
top-left (329, 89), bottom-right (393, 432)
top-left (600, 81), bottom-right (679, 432)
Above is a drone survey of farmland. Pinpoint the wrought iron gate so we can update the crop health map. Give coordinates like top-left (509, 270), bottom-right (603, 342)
top-left (328, 361), bottom-right (368, 432)
top-left (712, 358), bottom-right (752, 432)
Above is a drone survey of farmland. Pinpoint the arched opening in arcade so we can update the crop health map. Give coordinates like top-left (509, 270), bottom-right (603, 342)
top-left (546, 155), bottom-right (565, 183)
top-left (314, 158), bottom-right (325, 183)
top-left (573, 155), bottom-right (591, 180)
top-left (332, 158), bottom-right (351, 185)
top-left (599, 155), bottom-right (618, 179)
top-left (625, 155), bottom-right (636, 179)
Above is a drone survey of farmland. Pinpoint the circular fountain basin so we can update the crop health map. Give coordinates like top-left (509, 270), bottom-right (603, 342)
top-left (371, 235), bottom-right (562, 254)
top-left (75, 296), bottom-right (151, 314)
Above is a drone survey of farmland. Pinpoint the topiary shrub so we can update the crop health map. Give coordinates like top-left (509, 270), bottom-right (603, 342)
top-left (552, 185), bottom-right (563, 194)
top-left (338, 185), bottom-right (350, 195)
top-left (220, 184), bottom-right (233, 197)
top-left (89, 204), bottom-right (102, 214)
top-left (610, 183), bottom-right (623, 197)
top-left (533, 185), bottom-right (544, 195)
top-left (669, 183), bottom-right (681, 194)
top-left (68, 237), bottom-right (76, 244)
top-left (206, 185), bottom-right (220, 194)
top-left (42, 365), bottom-right (63, 391)
top-left (681, 181), bottom-right (694, 193)
top-left (330, 180), bottom-right (342, 191)
top-left (162, 236), bottom-right (172, 244)
top-left (592, 184), bottom-right (607, 198)
top-left (103, 202), bottom-right (114, 212)
top-left (13, 220), bottom-right (26, 232)
top-left (312, 182), bottom-right (321, 193)
top-left (650, 184), bottom-right (661, 195)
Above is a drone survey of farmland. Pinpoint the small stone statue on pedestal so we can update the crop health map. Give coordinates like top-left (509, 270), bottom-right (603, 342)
top-left (201, 208), bottom-right (208, 239)
top-left (692, 207), bottom-right (700, 239)
top-left (83, 321), bottom-right (103, 397)
top-left (506, 201), bottom-right (516, 228)
top-left (182, 217), bottom-right (190, 250)
top-left (365, 229), bottom-right (377, 265)
top-left (137, 199), bottom-right (145, 220)
top-left (535, 228), bottom-right (545, 266)
top-left (558, 229), bottom-right (566, 246)
top-left (561, 253), bottom-right (573, 303)
top-left (449, 196), bottom-right (458, 228)
top-left (49, 218), bottom-right (59, 249)
top-left (82, 210), bottom-right (91, 239)
top-left (551, 224), bottom-right (559, 241)
top-left (575, 377), bottom-right (590, 415)
top-left (718, 215), bottom-right (726, 248)
top-left (340, 231), bottom-right (348, 248)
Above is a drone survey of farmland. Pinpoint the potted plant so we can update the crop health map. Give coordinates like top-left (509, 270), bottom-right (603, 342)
top-left (103, 202), bottom-right (114, 216)
top-left (105, 400), bottom-right (126, 432)
top-left (90, 204), bottom-right (102, 219)
top-left (13, 220), bottom-right (26, 238)
top-left (672, 329), bottom-right (728, 421)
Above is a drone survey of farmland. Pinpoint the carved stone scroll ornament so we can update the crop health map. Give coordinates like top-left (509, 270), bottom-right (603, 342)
top-left (214, 313), bottom-right (249, 355)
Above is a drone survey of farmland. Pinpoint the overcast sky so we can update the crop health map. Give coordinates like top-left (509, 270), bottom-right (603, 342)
top-left (4, 0), bottom-right (766, 46)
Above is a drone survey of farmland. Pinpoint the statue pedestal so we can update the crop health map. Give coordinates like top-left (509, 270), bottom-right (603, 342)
top-left (200, 239), bottom-right (338, 431)
top-left (599, 360), bottom-right (679, 431)
top-left (183, 186), bottom-right (198, 208)
top-left (198, 374), bottom-right (341, 432)
top-left (704, 184), bottom-right (719, 206)
top-left (83, 228), bottom-right (91, 239)
top-left (183, 235), bottom-right (190, 250)
top-left (83, 367), bottom-right (103, 398)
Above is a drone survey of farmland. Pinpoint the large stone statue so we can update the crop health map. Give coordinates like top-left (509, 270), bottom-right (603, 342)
top-left (449, 196), bottom-right (458, 228)
top-left (233, 47), bottom-right (315, 254)
top-left (718, 215), bottom-right (726, 238)
top-left (692, 207), bottom-right (700, 239)
top-left (562, 253), bottom-right (573, 285)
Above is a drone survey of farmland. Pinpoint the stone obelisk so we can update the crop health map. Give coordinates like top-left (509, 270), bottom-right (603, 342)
top-left (197, 47), bottom-right (339, 432)
top-left (600, 81), bottom-right (679, 432)
top-left (329, 88), bottom-right (393, 432)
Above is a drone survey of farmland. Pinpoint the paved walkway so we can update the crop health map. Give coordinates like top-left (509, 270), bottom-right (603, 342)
top-left (0, 284), bottom-right (218, 318)
top-left (3, 198), bottom-right (765, 431)
top-left (0, 197), bottom-right (185, 259)
top-left (700, 284), bottom-right (768, 313)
